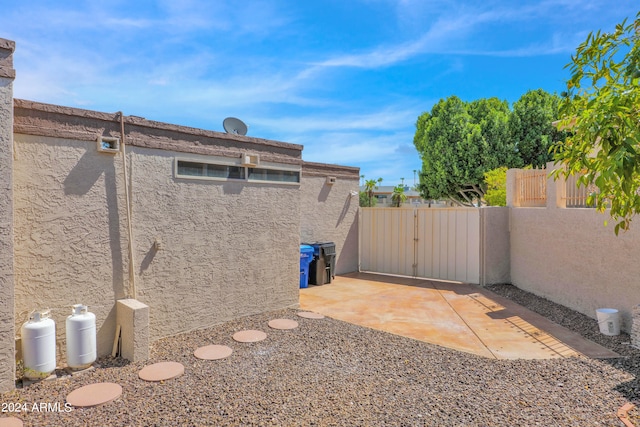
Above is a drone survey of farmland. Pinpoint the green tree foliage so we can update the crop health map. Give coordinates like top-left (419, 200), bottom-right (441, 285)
top-left (414, 96), bottom-right (479, 202)
top-left (359, 191), bottom-right (377, 207)
top-left (414, 91), bottom-right (566, 203)
top-left (509, 89), bottom-right (565, 168)
top-left (468, 98), bottom-right (516, 168)
top-left (391, 185), bottom-right (407, 207)
top-left (553, 13), bottom-right (640, 234)
top-left (483, 167), bottom-right (508, 206)
top-left (362, 177), bottom-right (383, 208)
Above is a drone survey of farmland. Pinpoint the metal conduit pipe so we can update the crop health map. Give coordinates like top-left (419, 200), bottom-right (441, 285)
top-left (118, 112), bottom-right (137, 299)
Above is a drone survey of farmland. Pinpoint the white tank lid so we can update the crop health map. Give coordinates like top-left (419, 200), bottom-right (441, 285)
top-left (72, 304), bottom-right (87, 315)
top-left (29, 309), bottom-right (50, 322)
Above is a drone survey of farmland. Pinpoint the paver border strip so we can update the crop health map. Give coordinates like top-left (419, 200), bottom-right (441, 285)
top-left (618, 402), bottom-right (636, 427)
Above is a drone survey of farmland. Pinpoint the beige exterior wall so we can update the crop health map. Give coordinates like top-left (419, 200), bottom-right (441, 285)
top-left (0, 38), bottom-right (15, 393)
top-left (507, 163), bottom-right (640, 332)
top-left (2, 41), bottom-right (359, 389)
top-left (300, 162), bottom-right (359, 275)
top-left (12, 100), bottom-right (304, 362)
top-left (479, 207), bottom-right (510, 286)
top-left (131, 147), bottom-right (301, 340)
top-left (510, 207), bottom-right (640, 332)
top-left (13, 133), bottom-right (130, 359)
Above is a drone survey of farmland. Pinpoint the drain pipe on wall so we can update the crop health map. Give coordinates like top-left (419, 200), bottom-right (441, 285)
top-left (118, 112), bottom-right (137, 300)
top-left (113, 115), bottom-right (149, 363)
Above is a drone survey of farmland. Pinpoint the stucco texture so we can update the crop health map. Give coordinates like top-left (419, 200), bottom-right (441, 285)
top-left (13, 136), bottom-right (302, 355)
top-left (299, 164), bottom-right (359, 275)
top-left (0, 47), bottom-right (14, 392)
top-left (6, 99), bottom-right (363, 390)
top-left (130, 147), bottom-right (300, 340)
top-left (13, 134), bottom-right (131, 358)
top-left (510, 207), bottom-right (640, 331)
top-left (480, 207), bottom-right (510, 285)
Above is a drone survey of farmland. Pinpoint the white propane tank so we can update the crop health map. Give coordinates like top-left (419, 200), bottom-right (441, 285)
top-left (66, 304), bottom-right (97, 370)
top-left (21, 310), bottom-right (56, 380)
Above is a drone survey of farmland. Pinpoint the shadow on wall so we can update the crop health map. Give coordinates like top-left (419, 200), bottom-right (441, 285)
top-left (171, 173), bottom-right (245, 196)
top-left (222, 181), bottom-right (244, 195)
top-left (336, 193), bottom-right (354, 227)
top-left (336, 217), bottom-right (358, 274)
top-left (139, 241), bottom-right (159, 275)
top-left (318, 183), bottom-right (331, 202)
top-left (98, 305), bottom-right (118, 355)
top-left (62, 149), bottom-right (126, 353)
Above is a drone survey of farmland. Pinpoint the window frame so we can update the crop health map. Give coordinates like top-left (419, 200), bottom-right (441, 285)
top-left (174, 156), bottom-right (301, 185)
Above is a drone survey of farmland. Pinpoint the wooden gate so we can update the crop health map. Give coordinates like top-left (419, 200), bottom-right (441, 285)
top-left (359, 207), bottom-right (480, 283)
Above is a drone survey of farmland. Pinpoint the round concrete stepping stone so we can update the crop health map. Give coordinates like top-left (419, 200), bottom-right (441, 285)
top-left (297, 311), bottom-right (325, 319)
top-left (194, 344), bottom-right (233, 360)
top-left (66, 382), bottom-right (122, 408)
top-left (268, 318), bottom-right (299, 330)
top-left (0, 418), bottom-right (23, 427)
top-left (138, 361), bottom-right (185, 382)
top-left (232, 330), bottom-right (267, 343)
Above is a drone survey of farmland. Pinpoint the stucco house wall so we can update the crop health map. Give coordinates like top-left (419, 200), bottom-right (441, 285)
top-left (507, 164), bottom-right (640, 332)
top-left (0, 36), bottom-right (361, 392)
top-left (0, 38), bottom-right (15, 393)
top-left (131, 147), bottom-right (301, 341)
top-left (510, 207), bottom-right (640, 332)
top-left (479, 207), bottom-right (510, 286)
top-left (300, 162), bottom-right (360, 275)
top-left (13, 132), bottom-right (131, 360)
top-left (11, 99), bottom-right (310, 361)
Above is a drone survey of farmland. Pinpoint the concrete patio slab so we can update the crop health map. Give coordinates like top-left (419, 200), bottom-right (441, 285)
top-left (300, 272), bottom-right (619, 360)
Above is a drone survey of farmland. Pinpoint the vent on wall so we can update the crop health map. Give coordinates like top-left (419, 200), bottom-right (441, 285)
top-left (326, 176), bottom-right (337, 185)
top-left (97, 136), bottom-right (120, 153)
top-left (241, 153), bottom-right (259, 167)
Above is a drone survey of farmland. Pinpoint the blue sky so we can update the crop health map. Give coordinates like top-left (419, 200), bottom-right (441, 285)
top-left (2, 1), bottom-right (637, 186)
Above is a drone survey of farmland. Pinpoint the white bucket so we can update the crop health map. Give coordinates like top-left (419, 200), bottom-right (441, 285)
top-left (596, 308), bottom-right (620, 336)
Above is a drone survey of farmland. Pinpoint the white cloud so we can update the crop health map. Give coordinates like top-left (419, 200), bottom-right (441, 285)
top-left (445, 41), bottom-right (576, 58)
top-left (10, 0), bottom-right (630, 186)
top-left (301, 133), bottom-right (400, 163)
top-left (255, 107), bottom-right (419, 134)
top-left (261, 106), bottom-right (421, 166)
top-left (103, 17), bottom-right (155, 29)
top-left (4, 0), bottom-right (294, 48)
top-left (310, 14), bottom-right (471, 69)
top-left (12, 38), bottom-right (111, 103)
top-left (155, 0), bottom-right (292, 34)
top-left (305, 0), bottom-right (629, 71)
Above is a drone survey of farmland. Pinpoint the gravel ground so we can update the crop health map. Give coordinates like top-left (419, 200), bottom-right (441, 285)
top-left (2, 285), bottom-right (640, 426)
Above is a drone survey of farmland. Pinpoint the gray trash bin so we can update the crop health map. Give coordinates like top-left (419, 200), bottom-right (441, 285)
top-left (305, 242), bottom-right (336, 285)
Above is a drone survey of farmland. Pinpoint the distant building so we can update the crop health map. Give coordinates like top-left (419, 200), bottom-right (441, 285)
top-left (360, 185), bottom-right (431, 207)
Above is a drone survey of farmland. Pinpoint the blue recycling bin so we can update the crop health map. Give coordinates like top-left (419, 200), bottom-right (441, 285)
top-left (299, 245), bottom-right (315, 288)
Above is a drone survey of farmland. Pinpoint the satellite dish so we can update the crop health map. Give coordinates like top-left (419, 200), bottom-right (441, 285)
top-left (223, 117), bottom-right (248, 136)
